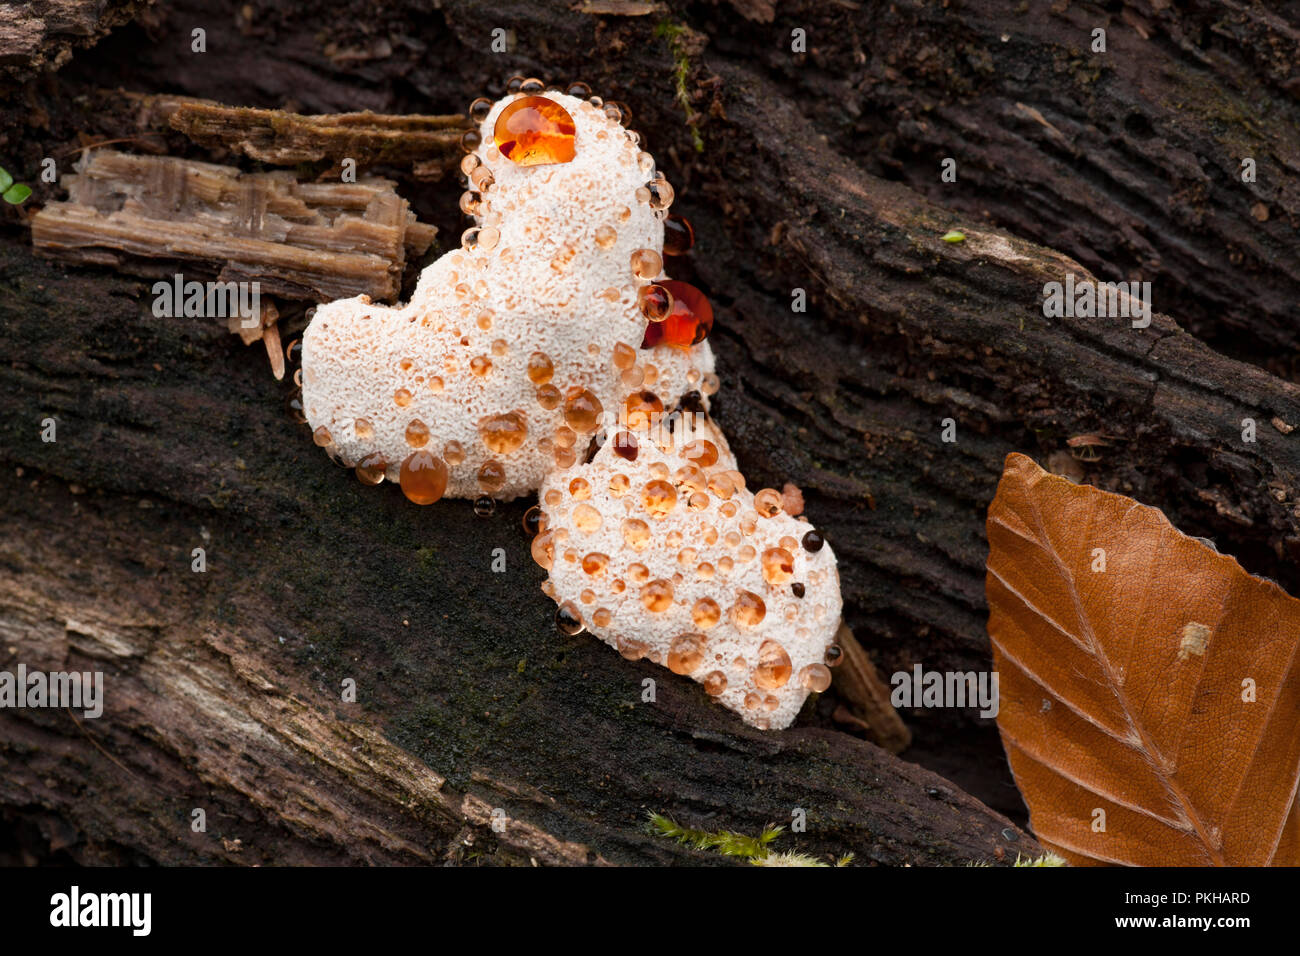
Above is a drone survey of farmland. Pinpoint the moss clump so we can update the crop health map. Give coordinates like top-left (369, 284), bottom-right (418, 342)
top-left (648, 812), bottom-right (853, 866)
top-left (654, 21), bottom-right (705, 153)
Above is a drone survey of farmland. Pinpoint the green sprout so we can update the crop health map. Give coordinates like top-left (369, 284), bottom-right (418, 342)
top-left (941, 230), bottom-right (966, 243)
top-left (0, 166), bottom-right (32, 204)
top-left (648, 811), bottom-right (852, 866)
top-left (654, 21), bottom-right (705, 153)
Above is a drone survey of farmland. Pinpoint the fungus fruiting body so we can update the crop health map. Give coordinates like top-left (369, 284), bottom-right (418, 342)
top-left (298, 82), bottom-right (844, 730)
top-left (301, 89), bottom-right (714, 501)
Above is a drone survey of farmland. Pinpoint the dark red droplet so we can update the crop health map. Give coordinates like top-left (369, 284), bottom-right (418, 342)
top-left (613, 431), bottom-right (639, 461)
top-left (663, 215), bottom-right (695, 256)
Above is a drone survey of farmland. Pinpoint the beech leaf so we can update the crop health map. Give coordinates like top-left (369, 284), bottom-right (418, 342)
top-left (986, 453), bottom-right (1300, 866)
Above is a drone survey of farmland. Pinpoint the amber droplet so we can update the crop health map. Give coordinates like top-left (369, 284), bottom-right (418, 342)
top-left (802, 529), bottom-right (825, 552)
top-left (592, 608), bottom-right (612, 627)
top-left (799, 663), bottom-right (832, 692)
top-left (494, 96), bottom-right (576, 166)
top-left (642, 479), bottom-right (678, 518)
top-left (667, 633), bottom-right (706, 675)
top-left (702, 671), bottom-right (727, 696)
top-left (536, 384), bottom-right (562, 409)
top-left (569, 476), bottom-right (591, 499)
top-left (622, 517), bottom-right (651, 550)
top-left (394, 388), bottom-right (413, 407)
top-left (563, 389), bottom-right (604, 433)
top-left (753, 639), bottom-right (792, 690)
top-left (581, 552), bottom-right (608, 576)
top-left (612, 431), bottom-right (639, 461)
top-left (506, 75), bottom-right (525, 93)
top-left (530, 529), bottom-right (556, 569)
top-left (731, 591), bottom-right (767, 628)
top-left (460, 129), bottom-right (481, 153)
top-left (640, 280), bottom-right (713, 350)
top-left (761, 547), bottom-right (795, 584)
top-left (555, 601), bottom-right (585, 636)
top-left (468, 96), bottom-right (492, 122)
top-left (478, 460), bottom-right (506, 493)
top-left (681, 439), bottom-right (719, 468)
top-left (663, 215), bottom-right (695, 256)
top-left (355, 453), bottom-right (387, 486)
top-left (617, 636), bottom-right (648, 661)
top-left (594, 225), bottom-right (617, 249)
top-left (754, 488), bottom-right (784, 518)
top-left (444, 440), bottom-right (466, 466)
top-left (522, 504), bottom-right (544, 537)
top-left (792, 582), bottom-right (806, 599)
top-left (479, 411), bottom-right (529, 454)
top-left (610, 474), bottom-right (630, 496)
top-left (470, 355), bottom-right (493, 377)
top-left (824, 643), bottom-right (844, 667)
top-left (313, 426), bottom-right (333, 447)
top-left (474, 495), bottom-right (496, 517)
top-left (691, 597), bottom-right (721, 630)
top-left (405, 419), bottom-right (430, 448)
top-left (567, 80), bottom-right (592, 98)
top-left (520, 76), bottom-right (545, 93)
top-left (630, 248), bottom-right (662, 279)
top-left (623, 390), bottom-right (663, 430)
top-left (527, 351), bottom-right (554, 384)
top-left (637, 283), bottom-right (673, 322)
top-left (640, 579), bottom-right (674, 613)
top-left (645, 177), bottom-right (674, 210)
top-left (399, 451), bottom-right (449, 505)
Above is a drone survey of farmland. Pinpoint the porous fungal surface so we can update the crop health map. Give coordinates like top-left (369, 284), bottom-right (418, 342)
top-left (301, 89), bottom-right (714, 501)
top-left (300, 81), bottom-right (845, 730)
top-left (536, 419), bottom-right (843, 730)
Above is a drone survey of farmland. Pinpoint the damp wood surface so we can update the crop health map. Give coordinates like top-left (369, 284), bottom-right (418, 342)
top-left (1, 0), bottom-right (1298, 864)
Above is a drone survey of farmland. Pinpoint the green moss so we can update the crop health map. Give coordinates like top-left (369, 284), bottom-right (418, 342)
top-left (648, 811), bottom-right (853, 865)
top-left (655, 20), bottom-right (705, 153)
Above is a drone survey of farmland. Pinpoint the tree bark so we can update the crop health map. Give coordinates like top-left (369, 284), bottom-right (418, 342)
top-left (2, 0), bottom-right (1297, 864)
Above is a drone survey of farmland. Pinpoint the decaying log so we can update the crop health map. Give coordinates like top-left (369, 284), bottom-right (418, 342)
top-left (3, 0), bottom-right (1298, 864)
top-left (30, 149), bottom-right (435, 302)
top-left (153, 96), bottom-right (469, 175)
top-left (0, 0), bottom-right (147, 78)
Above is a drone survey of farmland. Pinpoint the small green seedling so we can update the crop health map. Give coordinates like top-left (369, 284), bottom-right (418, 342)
top-left (941, 230), bottom-right (966, 243)
top-left (0, 166), bottom-right (32, 204)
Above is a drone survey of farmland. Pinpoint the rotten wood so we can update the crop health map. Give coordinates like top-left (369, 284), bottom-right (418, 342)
top-left (3, 0), bottom-right (1298, 864)
top-left (30, 149), bottom-right (435, 302)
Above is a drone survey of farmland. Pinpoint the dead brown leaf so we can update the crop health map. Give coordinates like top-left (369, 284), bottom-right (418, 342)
top-left (986, 453), bottom-right (1300, 865)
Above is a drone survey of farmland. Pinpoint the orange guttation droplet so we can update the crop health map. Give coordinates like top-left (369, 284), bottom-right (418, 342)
top-left (637, 283), bottom-right (674, 322)
top-left (563, 389), bottom-right (604, 433)
top-left (623, 390), bottom-right (663, 430)
top-left (399, 451), bottom-right (449, 505)
top-left (479, 411), bottom-right (529, 454)
top-left (761, 547), bottom-right (795, 584)
top-left (799, 663), bottom-right (833, 692)
top-left (640, 280), bottom-right (713, 350)
top-left (681, 439), bottom-right (719, 468)
top-left (702, 670), bottom-right (728, 696)
top-left (478, 460), bottom-right (507, 493)
top-left (355, 453), bottom-right (387, 486)
top-left (493, 96), bottom-right (576, 166)
top-left (754, 640), bottom-right (792, 690)
top-left (667, 633), bottom-right (706, 675)
top-left (732, 590), bottom-right (767, 628)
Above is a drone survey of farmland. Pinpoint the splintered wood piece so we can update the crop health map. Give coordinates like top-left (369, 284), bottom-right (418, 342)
top-left (829, 621), bottom-right (912, 753)
top-left (31, 150), bottom-right (434, 303)
top-left (151, 96), bottom-right (469, 172)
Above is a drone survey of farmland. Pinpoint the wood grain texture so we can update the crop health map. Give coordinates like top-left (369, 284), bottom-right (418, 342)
top-left (2, 0), bottom-right (1297, 863)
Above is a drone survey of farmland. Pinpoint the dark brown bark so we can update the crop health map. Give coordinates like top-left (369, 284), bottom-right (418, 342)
top-left (2, 0), bottom-right (1296, 864)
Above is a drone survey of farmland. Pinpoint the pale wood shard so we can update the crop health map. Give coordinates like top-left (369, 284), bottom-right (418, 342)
top-left (30, 149), bottom-right (435, 302)
top-left (829, 621), bottom-right (912, 754)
